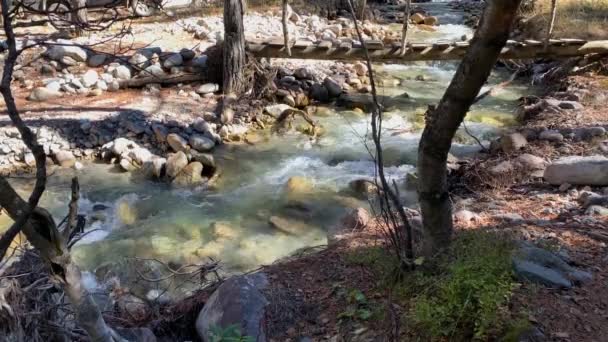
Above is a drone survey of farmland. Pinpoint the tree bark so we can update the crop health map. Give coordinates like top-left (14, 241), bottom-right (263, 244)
top-left (69, 0), bottom-right (88, 35)
top-left (417, 0), bottom-right (523, 254)
top-left (0, 4), bottom-right (119, 341)
top-left (223, 0), bottom-right (246, 95)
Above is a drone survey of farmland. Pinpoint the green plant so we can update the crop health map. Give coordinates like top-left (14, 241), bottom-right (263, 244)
top-left (410, 231), bottom-right (516, 341)
top-left (338, 289), bottom-right (374, 322)
top-left (208, 325), bottom-right (254, 342)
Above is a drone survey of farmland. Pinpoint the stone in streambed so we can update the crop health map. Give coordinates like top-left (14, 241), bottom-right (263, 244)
top-left (165, 151), bottom-right (189, 179)
top-left (173, 162), bottom-right (204, 187)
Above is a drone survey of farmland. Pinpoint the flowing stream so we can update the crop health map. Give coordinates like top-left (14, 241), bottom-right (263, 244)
top-left (1, 3), bottom-right (533, 297)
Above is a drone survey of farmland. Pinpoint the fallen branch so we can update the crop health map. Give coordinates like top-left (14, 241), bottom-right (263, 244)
top-left (118, 73), bottom-right (207, 88)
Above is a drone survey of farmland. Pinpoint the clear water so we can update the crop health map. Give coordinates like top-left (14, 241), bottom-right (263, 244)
top-left (1, 14), bottom-right (532, 294)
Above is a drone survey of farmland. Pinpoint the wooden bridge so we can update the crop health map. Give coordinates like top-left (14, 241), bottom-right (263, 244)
top-left (246, 38), bottom-right (608, 62)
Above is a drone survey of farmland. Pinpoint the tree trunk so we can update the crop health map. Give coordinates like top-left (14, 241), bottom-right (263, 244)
top-left (223, 0), bottom-right (246, 95)
top-left (417, 0), bottom-right (523, 255)
top-left (356, 0), bottom-right (367, 20)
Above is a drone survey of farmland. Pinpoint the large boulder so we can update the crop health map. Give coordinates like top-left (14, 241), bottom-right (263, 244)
top-left (196, 273), bottom-right (269, 342)
top-left (54, 150), bottom-right (76, 168)
top-left (46, 40), bottom-right (88, 62)
top-left (544, 156), bottom-right (608, 186)
top-left (173, 162), bottom-right (204, 187)
top-left (513, 243), bottom-right (592, 289)
top-left (165, 151), bottom-right (188, 179)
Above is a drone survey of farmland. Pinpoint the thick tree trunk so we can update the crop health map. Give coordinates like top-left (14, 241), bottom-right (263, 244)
top-left (223, 0), bottom-right (246, 95)
top-left (417, 0), bottom-right (523, 254)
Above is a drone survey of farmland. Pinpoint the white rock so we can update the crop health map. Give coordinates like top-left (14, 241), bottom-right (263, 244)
top-left (81, 70), bottom-right (99, 88)
top-left (112, 65), bottom-right (132, 80)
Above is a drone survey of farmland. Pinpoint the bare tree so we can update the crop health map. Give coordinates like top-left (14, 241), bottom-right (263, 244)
top-left (346, 0), bottom-right (414, 267)
top-left (223, 0), bottom-right (246, 95)
top-left (417, 0), bottom-right (523, 254)
top-left (0, 4), bottom-right (126, 341)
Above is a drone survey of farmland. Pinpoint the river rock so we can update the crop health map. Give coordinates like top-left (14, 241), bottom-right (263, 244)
top-left (28, 87), bottom-right (61, 101)
top-left (151, 124), bottom-right (168, 142)
top-left (189, 134), bottom-right (215, 152)
top-left (196, 273), bottom-right (269, 342)
top-left (87, 54), bottom-right (107, 67)
top-left (501, 132), bottom-right (527, 153)
top-left (179, 48), bottom-right (196, 61)
top-left (324, 77), bottom-right (343, 98)
top-left (54, 150), bottom-right (76, 167)
top-left (294, 67), bottom-right (313, 80)
top-left (173, 162), bottom-right (204, 187)
top-left (410, 13), bottom-right (425, 24)
top-left (264, 104), bottom-right (293, 117)
top-left (512, 243), bottom-right (592, 288)
top-left (544, 155), bottom-right (608, 186)
top-left (423, 16), bottom-right (439, 26)
top-left (166, 133), bottom-right (189, 153)
top-left (310, 84), bottom-right (330, 102)
top-left (340, 207), bottom-right (370, 231)
top-left (112, 65), bottom-right (132, 80)
top-left (165, 151), bottom-right (189, 179)
top-left (196, 83), bottom-right (219, 95)
top-left (268, 215), bottom-right (315, 235)
top-left (191, 151), bottom-right (216, 171)
top-left (539, 130), bottom-right (564, 142)
top-left (353, 62), bottom-right (368, 76)
top-left (163, 53), bottom-right (183, 68)
top-left (515, 153), bottom-right (547, 171)
top-left (349, 179), bottom-right (378, 199)
top-left (46, 40), bottom-right (88, 62)
top-left (81, 70), bottom-right (99, 88)
top-left (284, 176), bottom-right (314, 200)
top-left (119, 158), bottom-right (138, 172)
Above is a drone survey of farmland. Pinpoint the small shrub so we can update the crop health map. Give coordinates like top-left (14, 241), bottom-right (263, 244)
top-left (209, 324), bottom-right (254, 342)
top-left (410, 231), bottom-right (516, 341)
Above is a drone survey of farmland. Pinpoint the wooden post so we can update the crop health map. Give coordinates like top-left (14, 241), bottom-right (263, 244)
top-left (223, 0), bottom-right (246, 95)
top-left (544, 0), bottom-right (558, 51)
top-left (282, 0), bottom-right (291, 56)
top-left (400, 0), bottom-right (411, 55)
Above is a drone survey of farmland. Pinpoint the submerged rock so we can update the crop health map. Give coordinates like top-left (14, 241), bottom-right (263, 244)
top-left (268, 215), bottom-right (316, 235)
top-left (284, 176), bottom-right (314, 200)
top-left (173, 161), bottom-right (204, 187)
